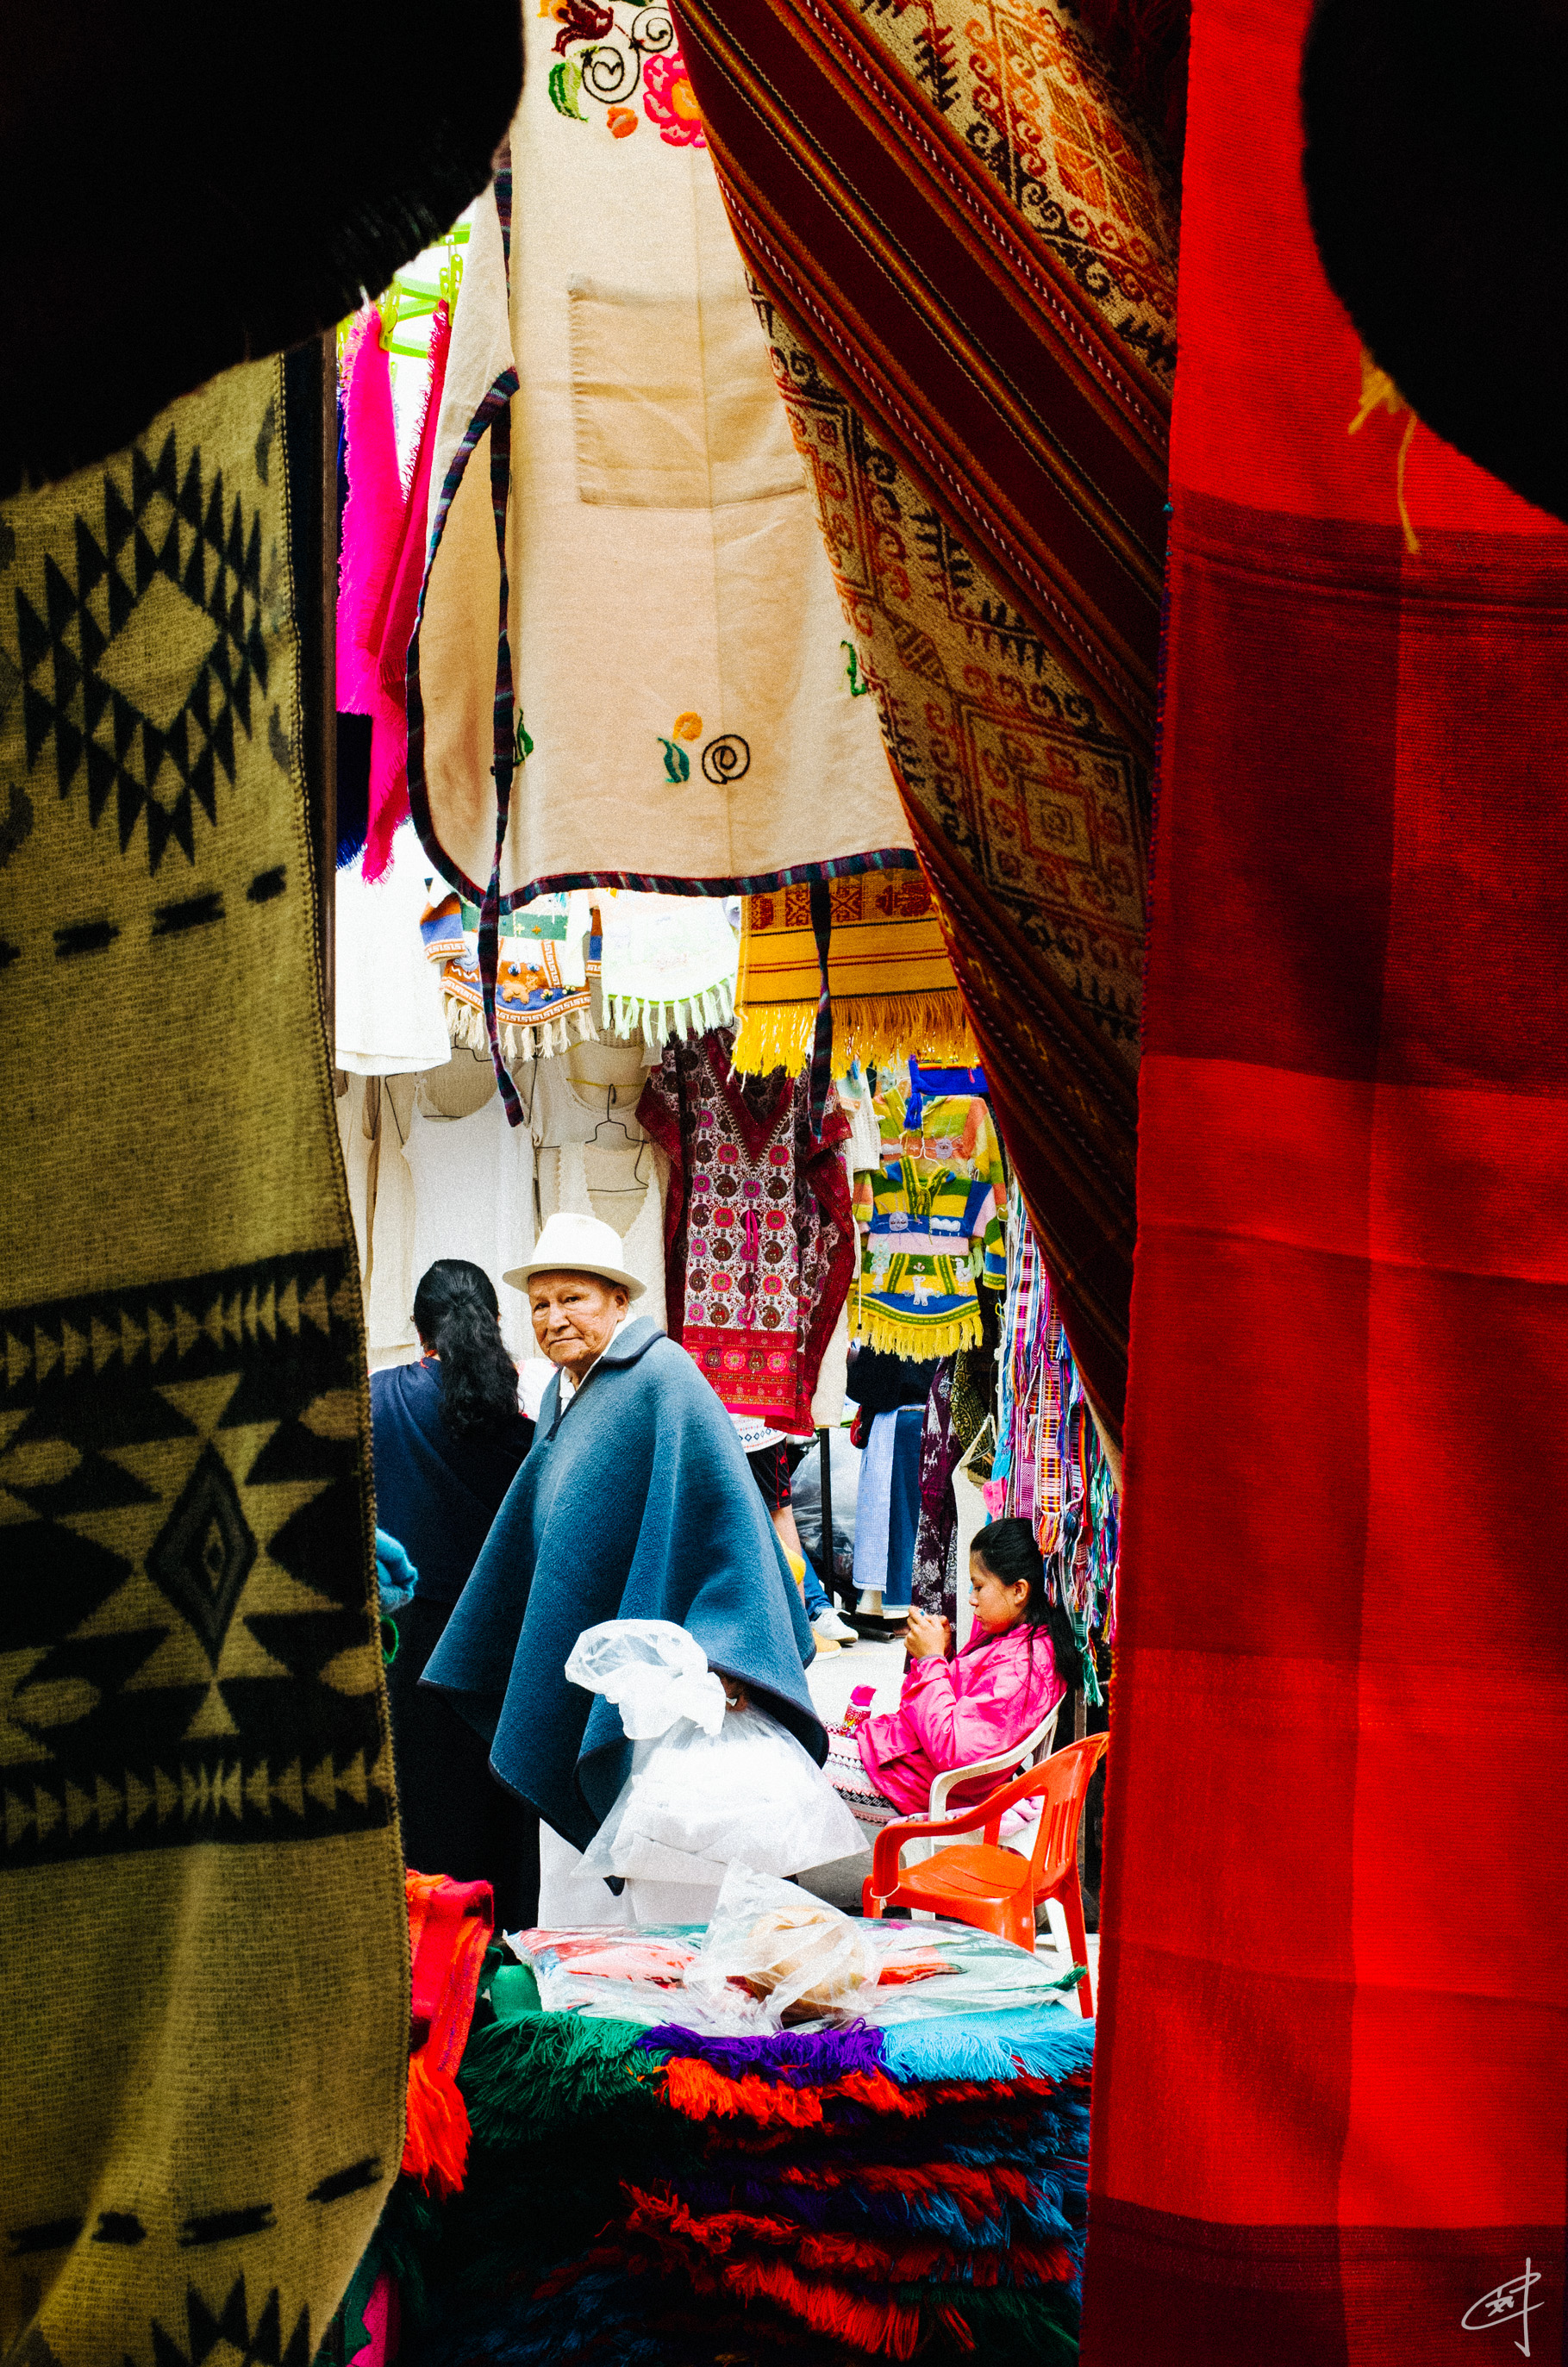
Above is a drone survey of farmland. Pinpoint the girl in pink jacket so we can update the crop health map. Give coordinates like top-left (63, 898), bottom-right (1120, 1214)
top-left (828, 1519), bottom-right (1079, 1821)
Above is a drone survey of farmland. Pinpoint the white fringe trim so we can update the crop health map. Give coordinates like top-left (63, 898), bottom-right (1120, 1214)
top-left (603, 974), bottom-right (736, 1046)
top-left (442, 989), bottom-right (598, 1072)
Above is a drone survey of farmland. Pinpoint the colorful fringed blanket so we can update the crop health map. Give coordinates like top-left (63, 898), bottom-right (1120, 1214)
top-left (1090, 0), bottom-right (1568, 2358)
top-left (851, 1158), bottom-right (996, 1361)
top-left (420, 889), bottom-right (598, 1065)
top-left (850, 1088), bottom-right (1007, 1359)
top-left (672, 0), bottom-right (1179, 1429)
top-left (359, 1953), bottom-right (1095, 2364)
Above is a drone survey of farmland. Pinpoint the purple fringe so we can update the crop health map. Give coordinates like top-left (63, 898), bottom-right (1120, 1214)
top-left (633, 2020), bottom-right (889, 2086)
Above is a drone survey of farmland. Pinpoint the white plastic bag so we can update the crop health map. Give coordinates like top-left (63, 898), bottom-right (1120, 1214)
top-left (566, 1620), bottom-right (867, 1905)
top-left (564, 1620), bottom-right (728, 1739)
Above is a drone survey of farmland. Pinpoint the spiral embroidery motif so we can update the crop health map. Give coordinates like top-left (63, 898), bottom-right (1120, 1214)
top-left (701, 734), bottom-right (751, 784)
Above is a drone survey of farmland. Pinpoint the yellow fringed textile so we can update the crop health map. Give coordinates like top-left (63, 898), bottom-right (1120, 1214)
top-left (733, 876), bottom-right (972, 1076)
top-left (733, 990), bottom-right (975, 1077)
top-left (850, 1295), bottom-right (983, 1359)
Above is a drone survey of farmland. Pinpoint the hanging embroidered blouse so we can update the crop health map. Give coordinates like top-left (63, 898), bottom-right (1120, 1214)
top-left (638, 1031), bottom-right (854, 1432)
top-left (851, 1152), bottom-right (996, 1361)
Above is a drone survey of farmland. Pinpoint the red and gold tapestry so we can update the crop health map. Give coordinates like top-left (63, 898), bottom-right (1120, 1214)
top-left (1085, 1), bottom-right (1568, 2359)
top-left (672, 0), bottom-right (1178, 1428)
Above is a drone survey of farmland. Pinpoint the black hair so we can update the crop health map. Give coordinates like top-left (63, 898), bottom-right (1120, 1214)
top-left (971, 1516), bottom-right (1085, 1693)
top-left (412, 1259), bottom-right (519, 1439)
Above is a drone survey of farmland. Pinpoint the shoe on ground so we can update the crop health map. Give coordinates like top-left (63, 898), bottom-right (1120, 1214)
top-left (857, 1587), bottom-right (884, 1617)
top-left (812, 1606), bottom-right (859, 1645)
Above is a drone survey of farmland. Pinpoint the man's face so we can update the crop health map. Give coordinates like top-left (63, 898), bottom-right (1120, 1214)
top-left (528, 1271), bottom-right (628, 1381)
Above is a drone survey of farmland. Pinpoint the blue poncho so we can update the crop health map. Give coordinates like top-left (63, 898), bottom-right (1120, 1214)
top-left (422, 1316), bottom-right (822, 1849)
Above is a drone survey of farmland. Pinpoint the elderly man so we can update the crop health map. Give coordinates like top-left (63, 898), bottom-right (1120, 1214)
top-left (422, 1212), bottom-right (822, 1914)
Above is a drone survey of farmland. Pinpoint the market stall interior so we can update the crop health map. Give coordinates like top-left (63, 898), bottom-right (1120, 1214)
top-left (309, 22), bottom-right (1126, 2350)
top-left (10, 0), bottom-right (1553, 2361)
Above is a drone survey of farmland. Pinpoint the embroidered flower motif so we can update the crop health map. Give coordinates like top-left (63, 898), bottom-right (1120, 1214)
top-left (642, 47), bottom-right (706, 147)
top-left (606, 105), bottom-right (638, 138)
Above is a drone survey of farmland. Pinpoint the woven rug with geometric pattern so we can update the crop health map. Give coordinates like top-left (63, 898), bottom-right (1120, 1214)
top-left (673, 0), bottom-right (1179, 1425)
top-left (0, 359), bottom-right (407, 2365)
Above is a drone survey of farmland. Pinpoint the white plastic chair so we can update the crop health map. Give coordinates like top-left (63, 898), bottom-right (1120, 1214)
top-left (928, 1694), bottom-right (1063, 1818)
top-left (901, 1696), bottom-right (1065, 1870)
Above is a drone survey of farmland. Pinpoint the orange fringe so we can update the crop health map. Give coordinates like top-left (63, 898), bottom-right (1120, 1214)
top-left (659, 2058), bottom-right (825, 2128)
top-left (657, 2057), bottom-right (928, 2129)
top-left (609, 2234), bottom-right (928, 2359)
top-left (620, 2186), bottom-right (1069, 2284)
top-left (402, 2045), bottom-right (471, 2198)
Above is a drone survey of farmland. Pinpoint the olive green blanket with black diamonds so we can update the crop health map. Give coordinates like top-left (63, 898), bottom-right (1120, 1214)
top-left (0, 358), bottom-right (408, 2365)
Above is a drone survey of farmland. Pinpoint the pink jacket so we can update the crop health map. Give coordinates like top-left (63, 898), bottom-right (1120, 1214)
top-left (856, 1621), bottom-right (1065, 1815)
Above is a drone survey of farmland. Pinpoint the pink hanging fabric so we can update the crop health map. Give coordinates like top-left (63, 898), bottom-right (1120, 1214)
top-left (364, 302), bottom-right (451, 881)
top-left (337, 310), bottom-right (403, 717)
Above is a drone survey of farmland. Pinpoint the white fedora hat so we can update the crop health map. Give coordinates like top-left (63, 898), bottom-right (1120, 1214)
top-left (503, 1210), bottom-right (646, 1299)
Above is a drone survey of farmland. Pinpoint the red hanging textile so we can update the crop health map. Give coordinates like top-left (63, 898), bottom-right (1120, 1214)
top-left (1085, 0), bottom-right (1568, 2358)
top-left (639, 1031), bottom-right (855, 1433)
top-left (339, 304), bottom-right (453, 883)
top-left (365, 303), bottom-right (451, 882)
top-left (402, 1868), bottom-right (493, 2199)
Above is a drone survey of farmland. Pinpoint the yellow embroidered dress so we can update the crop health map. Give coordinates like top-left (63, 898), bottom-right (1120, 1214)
top-left (851, 1090), bottom-right (1007, 1358)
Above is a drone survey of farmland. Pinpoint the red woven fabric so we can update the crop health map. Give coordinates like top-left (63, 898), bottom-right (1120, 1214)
top-left (1084, 3), bottom-right (1568, 2361)
top-left (402, 1869), bottom-right (492, 2196)
top-left (363, 303), bottom-right (451, 883)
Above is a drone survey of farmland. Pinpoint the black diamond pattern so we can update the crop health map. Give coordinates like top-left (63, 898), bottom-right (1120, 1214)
top-left (146, 1444), bottom-right (259, 1666)
top-left (1, 1250), bottom-right (389, 1870)
top-left (13, 427), bottom-right (277, 872)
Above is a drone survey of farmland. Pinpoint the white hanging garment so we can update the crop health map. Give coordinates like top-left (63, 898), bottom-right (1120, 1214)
top-left (539, 1140), bottom-right (667, 1328)
top-left (838, 1071), bottom-right (885, 1175)
top-left (809, 1300), bottom-right (850, 1430)
top-left (404, 1095), bottom-right (539, 1363)
top-left (532, 1046), bottom-right (649, 1148)
top-left (335, 1074), bottom-right (420, 1364)
top-left (334, 821), bottom-right (452, 1075)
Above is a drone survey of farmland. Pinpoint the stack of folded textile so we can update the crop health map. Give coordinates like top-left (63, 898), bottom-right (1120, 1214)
top-left (330, 1870), bottom-right (494, 2364)
top-left (381, 1916), bottom-right (1091, 2364)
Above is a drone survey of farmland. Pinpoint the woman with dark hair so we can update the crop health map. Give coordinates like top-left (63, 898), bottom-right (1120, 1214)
top-left (372, 1259), bottom-right (536, 1923)
top-left (826, 1515), bottom-right (1077, 1822)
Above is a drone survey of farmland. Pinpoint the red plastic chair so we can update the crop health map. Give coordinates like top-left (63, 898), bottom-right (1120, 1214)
top-left (861, 1734), bottom-right (1109, 2016)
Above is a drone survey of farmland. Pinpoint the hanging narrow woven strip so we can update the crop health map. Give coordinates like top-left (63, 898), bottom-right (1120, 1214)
top-left (671, 0), bottom-right (1179, 1431)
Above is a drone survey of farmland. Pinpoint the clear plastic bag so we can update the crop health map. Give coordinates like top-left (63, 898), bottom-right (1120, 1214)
top-left (566, 1621), bottom-right (867, 1902)
top-left (684, 1864), bottom-right (878, 2026)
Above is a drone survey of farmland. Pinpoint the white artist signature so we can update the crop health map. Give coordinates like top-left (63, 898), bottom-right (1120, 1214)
top-left (1462, 2261), bottom-right (1542, 2358)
